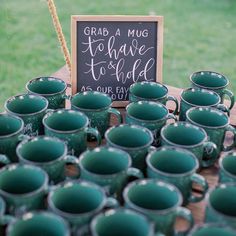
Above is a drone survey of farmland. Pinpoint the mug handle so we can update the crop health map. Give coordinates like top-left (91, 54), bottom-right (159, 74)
top-left (108, 107), bottom-right (123, 125)
top-left (166, 95), bottom-right (179, 115)
top-left (166, 113), bottom-right (178, 122)
top-left (175, 207), bottom-right (194, 236)
top-left (202, 141), bottom-right (218, 168)
top-left (0, 215), bottom-right (16, 225)
top-left (222, 125), bottom-right (236, 151)
top-left (0, 154), bottom-right (11, 165)
top-left (63, 155), bottom-right (80, 179)
top-left (216, 103), bottom-right (230, 117)
top-left (222, 89), bottom-right (235, 110)
top-left (189, 173), bottom-right (208, 203)
top-left (127, 167), bottom-right (144, 179)
top-left (85, 127), bottom-right (102, 148)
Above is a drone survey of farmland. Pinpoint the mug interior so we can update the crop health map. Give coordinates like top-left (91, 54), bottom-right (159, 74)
top-left (0, 166), bottom-right (46, 194)
top-left (210, 186), bottom-right (236, 216)
top-left (127, 182), bottom-right (179, 210)
top-left (191, 72), bottom-right (227, 88)
top-left (94, 211), bottom-right (150, 236)
top-left (191, 226), bottom-right (235, 236)
top-left (44, 111), bottom-right (87, 131)
top-left (127, 102), bottom-right (168, 121)
top-left (222, 156), bottom-right (236, 176)
top-left (130, 82), bottom-right (167, 99)
top-left (72, 92), bottom-right (111, 109)
top-left (18, 138), bottom-right (65, 163)
top-left (50, 183), bottom-right (103, 214)
top-left (81, 149), bottom-right (128, 175)
top-left (150, 149), bottom-right (196, 174)
top-left (187, 109), bottom-right (228, 127)
top-left (6, 95), bottom-right (47, 115)
top-left (0, 115), bottom-right (22, 136)
top-left (27, 77), bottom-right (66, 95)
top-left (162, 124), bottom-right (205, 146)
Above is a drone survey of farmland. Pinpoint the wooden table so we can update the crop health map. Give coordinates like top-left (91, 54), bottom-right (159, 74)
top-left (53, 65), bottom-right (236, 227)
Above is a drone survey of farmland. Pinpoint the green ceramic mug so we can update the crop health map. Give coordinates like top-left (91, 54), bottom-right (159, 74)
top-left (43, 109), bottom-right (101, 156)
top-left (5, 94), bottom-right (49, 136)
top-left (129, 81), bottom-right (179, 114)
top-left (71, 91), bottom-right (122, 137)
top-left (47, 180), bottom-right (118, 233)
top-left (16, 136), bottom-right (80, 184)
top-left (186, 107), bottom-right (236, 158)
top-left (26, 76), bottom-right (68, 109)
top-left (126, 101), bottom-right (177, 146)
top-left (190, 71), bottom-right (235, 109)
top-left (79, 146), bottom-right (143, 200)
top-left (0, 164), bottom-right (49, 216)
top-left (219, 152), bottom-right (236, 183)
top-left (105, 124), bottom-right (154, 172)
top-left (205, 183), bottom-right (236, 229)
top-left (123, 179), bottom-right (194, 236)
top-left (179, 88), bottom-right (229, 121)
top-left (6, 211), bottom-right (70, 236)
top-left (161, 122), bottom-right (217, 168)
top-left (146, 147), bottom-right (208, 205)
top-left (90, 208), bottom-right (165, 236)
top-left (0, 113), bottom-right (27, 163)
top-left (187, 223), bottom-right (236, 236)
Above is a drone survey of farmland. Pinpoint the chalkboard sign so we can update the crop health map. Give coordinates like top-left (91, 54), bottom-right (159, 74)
top-left (71, 16), bottom-right (163, 106)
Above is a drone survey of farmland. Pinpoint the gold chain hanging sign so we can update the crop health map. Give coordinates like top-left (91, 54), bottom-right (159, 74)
top-left (46, 0), bottom-right (71, 79)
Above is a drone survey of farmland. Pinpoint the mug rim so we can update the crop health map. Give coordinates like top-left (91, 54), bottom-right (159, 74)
top-left (5, 93), bottom-right (49, 117)
top-left (190, 70), bottom-right (229, 90)
top-left (186, 107), bottom-right (229, 129)
top-left (0, 164), bottom-right (49, 198)
top-left (0, 113), bottom-right (24, 139)
top-left (129, 81), bottom-right (168, 101)
top-left (180, 87), bottom-right (221, 107)
top-left (71, 91), bottom-right (112, 112)
top-left (79, 146), bottom-right (132, 178)
top-left (105, 124), bottom-right (154, 150)
top-left (160, 121), bottom-right (208, 148)
top-left (219, 152), bottom-right (236, 179)
top-left (146, 146), bottom-right (199, 177)
top-left (47, 180), bottom-right (107, 218)
top-left (42, 109), bottom-right (89, 134)
top-left (6, 210), bottom-right (70, 236)
top-left (26, 76), bottom-right (67, 96)
top-left (123, 179), bottom-right (183, 214)
top-left (16, 136), bottom-right (67, 165)
top-left (126, 101), bottom-right (169, 123)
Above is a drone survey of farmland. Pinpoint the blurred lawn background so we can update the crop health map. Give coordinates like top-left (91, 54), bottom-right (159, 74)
top-left (0, 0), bottom-right (236, 109)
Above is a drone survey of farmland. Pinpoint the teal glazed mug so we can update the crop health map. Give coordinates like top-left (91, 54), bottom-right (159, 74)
top-left (90, 208), bottom-right (165, 236)
top-left (205, 183), bottom-right (236, 229)
top-left (5, 93), bottom-right (49, 136)
top-left (6, 211), bottom-right (70, 236)
top-left (186, 107), bottom-right (236, 158)
top-left (0, 164), bottom-right (49, 216)
top-left (190, 71), bottom-right (235, 109)
top-left (71, 91), bottom-right (122, 137)
top-left (219, 152), bottom-right (236, 183)
top-left (126, 101), bottom-right (177, 146)
top-left (146, 147), bottom-right (208, 205)
top-left (179, 87), bottom-right (229, 121)
top-left (129, 81), bottom-right (179, 114)
top-left (26, 76), bottom-right (68, 109)
top-left (47, 180), bottom-right (118, 233)
top-left (187, 223), bottom-right (236, 236)
top-left (123, 179), bottom-right (194, 236)
top-left (105, 124), bottom-right (154, 172)
top-left (161, 122), bottom-right (217, 168)
top-left (16, 136), bottom-right (80, 184)
top-left (79, 146), bottom-right (143, 200)
top-left (0, 113), bottom-right (27, 163)
top-left (43, 109), bottom-right (101, 156)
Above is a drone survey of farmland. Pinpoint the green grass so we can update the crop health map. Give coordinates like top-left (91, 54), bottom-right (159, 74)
top-left (1, 0), bottom-right (236, 110)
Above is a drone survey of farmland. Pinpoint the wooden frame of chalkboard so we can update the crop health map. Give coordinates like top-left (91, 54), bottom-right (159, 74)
top-left (71, 15), bottom-right (163, 107)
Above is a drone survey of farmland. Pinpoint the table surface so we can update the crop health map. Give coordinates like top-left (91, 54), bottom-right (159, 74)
top-left (53, 65), bottom-right (236, 227)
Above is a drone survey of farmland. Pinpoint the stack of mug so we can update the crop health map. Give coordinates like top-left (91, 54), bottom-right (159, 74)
top-left (0, 70), bottom-right (236, 236)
